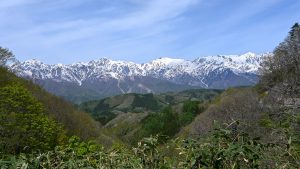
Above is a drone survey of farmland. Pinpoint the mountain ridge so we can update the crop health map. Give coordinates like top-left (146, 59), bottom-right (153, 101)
top-left (10, 52), bottom-right (270, 103)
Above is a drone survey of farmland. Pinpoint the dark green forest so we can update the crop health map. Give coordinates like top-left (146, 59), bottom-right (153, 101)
top-left (0, 23), bottom-right (299, 168)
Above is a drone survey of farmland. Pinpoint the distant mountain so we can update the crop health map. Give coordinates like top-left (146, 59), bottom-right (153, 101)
top-left (10, 52), bottom-right (270, 103)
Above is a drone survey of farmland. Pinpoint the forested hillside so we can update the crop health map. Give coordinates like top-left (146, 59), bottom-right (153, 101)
top-left (0, 65), bottom-right (116, 150)
top-left (0, 23), bottom-right (299, 168)
top-left (79, 89), bottom-right (222, 124)
top-left (78, 89), bottom-right (222, 144)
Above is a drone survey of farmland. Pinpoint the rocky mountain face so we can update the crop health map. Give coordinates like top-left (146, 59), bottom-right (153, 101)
top-left (10, 52), bottom-right (269, 103)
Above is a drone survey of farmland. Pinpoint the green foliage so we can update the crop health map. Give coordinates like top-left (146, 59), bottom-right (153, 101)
top-left (1, 23), bottom-right (299, 168)
top-left (259, 113), bottom-right (274, 128)
top-left (179, 101), bottom-right (205, 126)
top-left (0, 136), bottom-right (143, 169)
top-left (79, 89), bottom-right (222, 127)
top-left (0, 84), bottom-right (65, 154)
top-left (178, 111), bottom-right (194, 126)
top-left (260, 109), bottom-right (300, 167)
top-left (255, 23), bottom-right (300, 167)
top-left (182, 101), bottom-right (200, 114)
top-left (93, 111), bottom-right (117, 125)
top-left (139, 101), bottom-right (206, 140)
top-left (1, 121), bottom-right (298, 168)
top-left (140, 107), bottom-right (180, 137)
top-left (0, 66), bottom-right (102, 143)
top-left (133, 135), bottom-right (169, 168)
top-left (93, 101), bottom-right (110, 112)
top-left (132, 93), bottom-right (160, 111)
top-left (176, 122), bottom-right (271, 169)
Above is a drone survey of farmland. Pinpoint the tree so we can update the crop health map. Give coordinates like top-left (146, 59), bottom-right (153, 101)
top-left (0, 84), bottom-right (65, 154)
top-left (179, 101), bottom-right (202, 126)
top-left (141, 107), bottom-right (180, 137)
top-left (260, 23), bottom-right (300, 96)
top-left (0, 47), bottom-right (15, 67)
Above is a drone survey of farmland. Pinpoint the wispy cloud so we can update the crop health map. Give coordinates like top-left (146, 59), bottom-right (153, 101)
top-left (1, 0), bottom-right (199, 45)
top-left (0, 0), bottom-right (299, 63)
top-left (218, 0), bottom-right (284, 28)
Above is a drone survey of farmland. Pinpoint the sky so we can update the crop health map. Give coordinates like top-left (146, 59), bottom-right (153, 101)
top-left (0, 0), bottom-right (300, 64)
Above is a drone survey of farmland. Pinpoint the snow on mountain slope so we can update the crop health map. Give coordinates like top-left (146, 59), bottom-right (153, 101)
top-left (11, 52), bottom-right (268, 87)
top-left (8, 52), bottom-right (271, 103)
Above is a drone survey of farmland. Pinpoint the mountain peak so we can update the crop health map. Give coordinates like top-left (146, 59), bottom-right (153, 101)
top-left (151, 57), bottom-right (186, 65)
top-left (24, 59), bottom-right (44, 65)
top-left (242, 52), bottom-right (256, 56)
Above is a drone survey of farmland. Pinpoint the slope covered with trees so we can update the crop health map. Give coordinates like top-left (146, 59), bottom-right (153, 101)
top-left (0, 66), bottom-right (102, 141)
top-left (0, 49), bottom-right (117, 154)
top-left (79, 89), bottom-right (222, 125)
top-left (79, 89), bottom-right (221, 144)
top-left (0, 83), bottom-right (65, 154)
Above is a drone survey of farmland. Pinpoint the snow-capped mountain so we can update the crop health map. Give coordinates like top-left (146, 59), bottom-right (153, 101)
top-left (10, 52), bottom-right (269, 103)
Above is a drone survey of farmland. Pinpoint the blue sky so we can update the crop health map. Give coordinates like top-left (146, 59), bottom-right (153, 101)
top-left (0, 0), bottom-right (299, 64)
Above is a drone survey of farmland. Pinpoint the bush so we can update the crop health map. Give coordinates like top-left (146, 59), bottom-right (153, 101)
top-left (1, 121), bottom-right (298, 168)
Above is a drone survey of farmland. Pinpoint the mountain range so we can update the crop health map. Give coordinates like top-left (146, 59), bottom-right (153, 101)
top-left (10, 52), bottom-right (270, 103)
